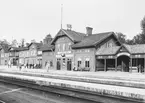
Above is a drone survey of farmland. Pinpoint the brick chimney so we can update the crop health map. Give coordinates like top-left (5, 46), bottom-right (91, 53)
top-left (86, 27), bottom-right (93, 36)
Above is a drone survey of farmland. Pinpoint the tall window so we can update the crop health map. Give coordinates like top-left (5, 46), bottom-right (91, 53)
top-left (57, 44), bottom-right (60, 51)
top-left (63, 44), bottom-right (65, 51)
top-left (85, 58), bottom-right (90, 68)
top-left (85, 61), bottom-right (90, 67)
top-left (50, 61), bottom-right (53, 67)
top-left (68, 43), bottom-right (71, 50)
top-left (77, 61), bottom-right (81, 67)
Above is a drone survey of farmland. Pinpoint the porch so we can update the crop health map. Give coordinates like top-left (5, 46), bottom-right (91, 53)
top-left (95, 45), bottom-right (145, 73)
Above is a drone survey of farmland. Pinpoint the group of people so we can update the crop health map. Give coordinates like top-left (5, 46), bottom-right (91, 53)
top-left (18, 63), bottom-right (42, 70)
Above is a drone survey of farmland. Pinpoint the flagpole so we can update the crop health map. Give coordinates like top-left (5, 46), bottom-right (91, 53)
top-left (61, 4), bottom-right (63, 29)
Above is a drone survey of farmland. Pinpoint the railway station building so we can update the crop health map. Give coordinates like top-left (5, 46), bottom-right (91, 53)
top-left (42, 26), bottom-right (145, 73)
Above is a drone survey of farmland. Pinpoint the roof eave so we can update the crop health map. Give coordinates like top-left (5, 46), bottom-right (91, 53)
top-left (72, 45), bottom-right (95, 49)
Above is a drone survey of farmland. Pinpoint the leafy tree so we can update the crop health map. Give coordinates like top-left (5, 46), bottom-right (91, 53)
top-left (126, 39), bottom-right (134, 45)
top-left (11, 39), bottom-right (18, 47)
top-left (20, 38), bottom-right (25, 47)
top-left (141, 16), bottom-right (145, 34)
top-left (116, 32), bottom-right (126, 44)
top-left (132, 34), bottom-right (142, 44)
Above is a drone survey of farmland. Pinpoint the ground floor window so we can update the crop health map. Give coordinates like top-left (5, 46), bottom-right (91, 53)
top-left (56, 58), bottom-right (61, 70)
top-left (132, 58), bottom-right (144, 67)
top-left (50, 60), bottom-right (53, 67)
top-left (85, 61), bottom-right (90, 67)
top-left (132, 59), bottom-right (138, 66)
top-left (77, 61), bottom-right (81, 67)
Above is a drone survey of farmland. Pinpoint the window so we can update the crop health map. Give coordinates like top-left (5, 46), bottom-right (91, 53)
top-left (58, 44), bottom-right (60, 51)
top-left (85, 61), bottom-right (90, 67)
top-left (132, 59), bottom-right (138, 66)
top-left (50, 61), bottom-right (53, 67)
top-left (63, 44), bottom-right (65, 51)
top-left (85, 58), bottom-right (90, 68)
top-left (77, 61), bottom-right (81, 67)
top-left (68, 43), bottom-right (71, 50)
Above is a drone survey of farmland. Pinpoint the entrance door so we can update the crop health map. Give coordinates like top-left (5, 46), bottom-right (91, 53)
top-left (67, 59), bottom-right (72, 71)
top-left (117, 55), bottom-right (130, 72)
top-left (56, 59), bottom-right (61, 70)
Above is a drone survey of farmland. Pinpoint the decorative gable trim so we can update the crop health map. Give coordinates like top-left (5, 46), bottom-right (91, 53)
top-left (115, 45), bottom-right (130, 55)
top-left (51, 29), bottom-right (74, 45)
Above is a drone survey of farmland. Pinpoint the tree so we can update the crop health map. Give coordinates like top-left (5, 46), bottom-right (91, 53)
top-left (20, 38), bottom-right (25, 47)
top-left (126, 39), bottom-right (134, 45)
top-left (141, 16), bottom-right (145, 34)
top-left (116, 32), bottom-right (126, 44)
top-left (132, 34), bottom-right (142, 44)
top-left (11, 39), bottom-right (18, 47)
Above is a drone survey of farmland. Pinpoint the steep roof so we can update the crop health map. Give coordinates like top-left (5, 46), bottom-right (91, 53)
top-left (72, 32), bottom-right (117, 48)
top-left (8, 47), bottom-right (20, 51)
top-left (96, 46), bottom-right (121, 55)
top-left (18, 47), bottom-right (29, 51)
top-left (40, 43), bottom-right (54, 51)
top-left (124, 44), bottom-right (145, 54)
top-left (28, 42), bottom-right (43, 50)
top-left (62, 29), bottom-right (86, 42)
top-left (0, 44), bottom-right (10, 53)
top-left (51, 29), bottom-right (86, 44)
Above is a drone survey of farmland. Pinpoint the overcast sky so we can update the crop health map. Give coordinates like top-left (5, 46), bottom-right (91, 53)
top-left (0, 0), bottom-right (145, 43)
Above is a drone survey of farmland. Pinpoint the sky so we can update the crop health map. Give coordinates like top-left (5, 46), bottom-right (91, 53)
top-left (0, 0), bottom-right (145, 43)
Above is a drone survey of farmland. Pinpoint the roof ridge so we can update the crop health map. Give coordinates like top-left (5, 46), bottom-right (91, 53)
top-left (93, 31), bottom-right (114, 35)
top-left (93, 32), bottom-right (113, 45)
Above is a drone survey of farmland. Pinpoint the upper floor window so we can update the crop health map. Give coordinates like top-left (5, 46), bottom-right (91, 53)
top-left (108, 43), bottom-right (113, 47)
top-left (63, 44), bottom-right (65, 51)
top-left (68, 43), bottom-right (71, 50)
top-left (57, 44), bottom-right (60, 52)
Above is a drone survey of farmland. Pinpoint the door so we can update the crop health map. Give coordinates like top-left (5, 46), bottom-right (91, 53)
top-left (56, 59), bottom-right (61, 70)
top-left (67, 59), bottom-right (72, 71)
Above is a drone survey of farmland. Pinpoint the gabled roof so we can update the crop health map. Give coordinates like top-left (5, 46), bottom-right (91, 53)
top-left (51, 29), bottom-right (86, 44)
top-left (18, 47), bottom-right (29, 51)
top-left (8, 47), bottom-right (19, 51)
top-left (0, 44), bottom-right (10, 53)
top-left (72, 32), bottom-right (119, 48)
top-left (28, 42), bottom-right (43, 50)
top-left (40, 43), bottom-right (54, 51)
top-left (96, 46), bottom-right (121, 55)
top-left (96, 44), bottom-right (145, 56)
top-left (124, 44), bottom-right (145, 54)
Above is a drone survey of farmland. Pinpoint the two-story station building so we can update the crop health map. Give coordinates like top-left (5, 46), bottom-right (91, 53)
top-left (42, 26), bottom-right (145, 73)
top-left (42, 27), bottom-right (120, 71)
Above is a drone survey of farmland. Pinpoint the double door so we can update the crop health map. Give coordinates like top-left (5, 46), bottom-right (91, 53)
top-left (56, 58), bottom-right (72, 71)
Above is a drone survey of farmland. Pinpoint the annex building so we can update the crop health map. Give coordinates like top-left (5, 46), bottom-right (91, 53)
top-left (41, 27), bottom-right (145, 73)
